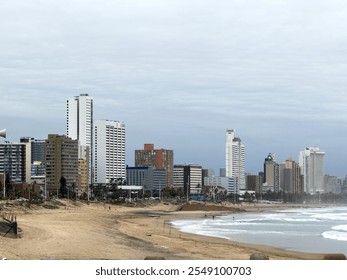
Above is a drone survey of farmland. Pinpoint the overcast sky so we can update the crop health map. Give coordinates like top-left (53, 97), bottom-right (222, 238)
top-left (1, 0), bottom-right (347, 177)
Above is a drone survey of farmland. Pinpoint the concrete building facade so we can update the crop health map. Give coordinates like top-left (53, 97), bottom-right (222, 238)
top-left (204, 176), bottom-right (238, 194)
top-left (45, 134), bottom-right (79, 195)
top-left (94, 120), bottom-right (126, 184)
top-left (299, 147), bottom-right (325, 193)
top-left (0, 142), bottom-right (31, 184)
top-left (279, 158), bottom-right (303, 194)
top-left (263, 153), bottom-right (280, 193)
top-left (135, 144), bottom-right (174, 188)
top-left (67, 94), bottom-right (93, 185)
top-left (225, 129), bottom-right (245, 192)
top-left (174, 164), bottom-right (202, 195)
top-left (126, 166), bottom-right (166, 194)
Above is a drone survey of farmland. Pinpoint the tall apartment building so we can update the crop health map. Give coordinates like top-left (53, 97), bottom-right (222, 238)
top-left (135, 144), bottom-right (174, 188)
top-left (173, 164), bottom-right (202, 195)
top-left (20, 137), bottom-right (46, 176)
top-left (94, 120), bottom-right (126, 184)
top-left (67, 94), bottom-right (93, 185)
top-left (45, 134), bottom-right (79, 195)
top-left (263, 153), bottom-right (280, 193)
top-left (299, 147), bottom-right (325, 193)
top-left (279, 158), bottom-right (303, 194)
top-left (226, 129), bottom-right (245, 192)
top-left (0, 142), bottom-right (31, 184)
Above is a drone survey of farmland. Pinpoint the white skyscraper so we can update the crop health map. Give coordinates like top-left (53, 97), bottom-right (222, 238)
top-left (67, 94), bottom-right (93, 147)
top-left (299, 147), bottom-right (325, 194)
top-left (67, 94), bottom-right (93, 184)
top-left (225, 129), bottom-right (245, 192)
top-left (94, 120), bottom-right (126, 184)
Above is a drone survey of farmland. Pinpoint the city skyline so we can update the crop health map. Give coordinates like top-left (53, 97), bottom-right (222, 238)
top-left (1, 1), bottom-right (347, 177)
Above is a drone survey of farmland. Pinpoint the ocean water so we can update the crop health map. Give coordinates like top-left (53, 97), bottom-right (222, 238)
top-left (171, 206), bottom-right (347, 255)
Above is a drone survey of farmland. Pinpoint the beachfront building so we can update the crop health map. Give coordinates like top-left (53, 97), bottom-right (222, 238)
top-left (45, 134), bottom-right (79, 196)
top-left (126, 166), bottom-right (166, 194)
top-left (324, 175), bottom-right (341, 194)
top-left (299, 147), bottom-right (325, 194)
top-left (0, 141), bottom-right (31, 184)
top-left (20, 137), bottom-right (46, 177)
top-left (246, 173), bottom-right (263, 194)
top-left (94, 120), bottom-right (126, 184)
top-left (204, 176), bottom-right (238, 196)
top-left (225, 129), bottom-right (245, 192)
top-left (263, 153), bottom-right (280, 193)
top-left (135, 144), bottom-right (174, 188)
top-left (173, 164), bottom-right (202, 195)
top-left (279, 158), bottom-right (303, 195)
top-left (67, 94), bottom-right (93, 185)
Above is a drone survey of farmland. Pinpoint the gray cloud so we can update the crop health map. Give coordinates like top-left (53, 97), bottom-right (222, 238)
top-left (1, 0), bottom-right (347, 176)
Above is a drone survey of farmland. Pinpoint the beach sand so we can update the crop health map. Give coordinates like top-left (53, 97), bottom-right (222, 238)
top-left (0, 200), bottom-right (331, 260)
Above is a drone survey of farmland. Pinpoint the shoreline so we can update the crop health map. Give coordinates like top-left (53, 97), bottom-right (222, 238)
top-left (119, 206), bottom-right (328, 260)
top-left (0, 200), bottom-right (343, 260)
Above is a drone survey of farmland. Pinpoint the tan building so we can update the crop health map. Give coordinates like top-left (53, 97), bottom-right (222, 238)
top-left (135, 144), bottom-right (174, 188)
top-left (78, 158), bottom-right (88, 196)
top-left (264, 153), bottom-right (280, 193)
top-left (45, 134), bottom-right (79, 196)
top-left (280, 158), bottom-right (303, 195)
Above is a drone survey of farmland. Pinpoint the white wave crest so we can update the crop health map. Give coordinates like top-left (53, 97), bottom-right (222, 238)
top-left (322, 230), bottom-right (347, 241)
top-left (332, 225), bottom-right (347, 232)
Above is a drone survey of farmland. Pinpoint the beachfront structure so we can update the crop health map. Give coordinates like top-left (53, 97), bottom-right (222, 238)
top-left (0, 141), bottom-right (31, 184)
top-left (173, 164), bottom-right (202, 195)
top-left (299, 147), bottom-right (325, 194)
top-left (126, 166), bottom-right (166, 194)
top-left (263, 153), bottom-right (280, 193)
top-left (225, 129), bottom-right (245, 192)
top-left (94, 120), bottom-right (126, 184)
top-left (45, 134), bottom-right (79, 195)
top-left (204, 176), bottom-right (238, 194)
top-left (324, 175), bottom-right (342, 194)
top-left (279, 158), bottom-right (303, 194)
top-left (135, 144), bottom-right (174, 188)
top-left (246, 173), bottom-right (263, 194)
top-left (67, 94), bottom-right (93, 184)
top-left (20, 137), bottom-right (46, 176)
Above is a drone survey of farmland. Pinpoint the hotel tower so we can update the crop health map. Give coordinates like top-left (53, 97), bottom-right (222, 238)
top-left (67, 94), bottom-right (93, 185)
top-left (225, 129), bottom-right (245, 192)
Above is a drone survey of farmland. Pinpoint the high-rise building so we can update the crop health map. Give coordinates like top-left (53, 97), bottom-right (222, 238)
top-left (279, 158), bottom-right (303, 194)
top-left (0, 142), bottom-right (31, 184)
top-left (45, 134), bottom-right (79, 195)
top-left (20, 137), bottom-right (46, 176)
top-left (67, 94), bottom-right (93, 184)
top-left (67, 94), bottom-right (93, 146)
top-left (263, 153), bottom-right (280, 193)
top-left (225, 129), bottom-right (245, 192)
top-left (94, 120), bottom-right (126, 184)
top-left (135, 144), bottom-right (174, 188)
top-left (299, 147), bottom-right (325, 193)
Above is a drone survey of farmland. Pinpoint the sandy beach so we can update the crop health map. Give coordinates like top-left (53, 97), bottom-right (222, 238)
top-left (0, 199), bottom-right (334, 260)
